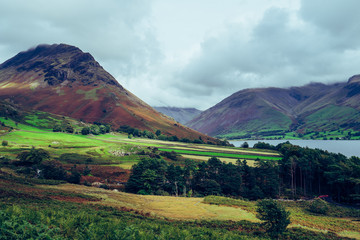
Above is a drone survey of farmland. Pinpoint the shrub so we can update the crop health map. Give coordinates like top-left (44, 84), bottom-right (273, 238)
top-left (65, 125), bottom-right (74, 133)
top-left (241, 142), bottom-right (249, 148)
top-left (17, 148), bottom-right (50, 166)
top-left (81, 127), bottom-right (90, 135)
top-left (1, 140), bottom-right (8, 146)
top-left (256, 199), bottom-right (290, 238)
top-left (59, 153), bottom-right (93, 164)
top-left (52, 124), bottom-right (62, 132)
top-left (67, 168), bottom-right (81, 184)
top-left (155, 189), bottom-right (170, 196)
top-left (40, 160), bottom-right (66, 180)
top-left (308, 198), bottom-right (329, 215)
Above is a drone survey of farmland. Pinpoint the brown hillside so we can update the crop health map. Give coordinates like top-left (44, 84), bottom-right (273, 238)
top-left (0, 44), bottom-right (214, 141)
top-left (188, 78), bottom-right (360, 137)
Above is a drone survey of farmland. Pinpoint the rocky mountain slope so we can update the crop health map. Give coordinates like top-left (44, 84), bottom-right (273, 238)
top-left (0, 44), bottom-right (214, 141)
top-left (153, 107), bottom-right (202, 125)
top-left (188, 76), bottom-right (360, 138)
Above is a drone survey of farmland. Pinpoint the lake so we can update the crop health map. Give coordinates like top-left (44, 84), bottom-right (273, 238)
top-left (229, 140), bottom-right (360, 158)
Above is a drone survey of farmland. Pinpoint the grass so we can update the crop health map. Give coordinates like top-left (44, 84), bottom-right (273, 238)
top-left (0, 111), bottom-right (358, 239)
top-left (202, 196), bottom-right (360, 239)
top-left (159, 148), bottom-right (282, 161)
top-left (43, 184), bottom-right (259, 222)
top-left (0, 117), bottom-right (48, 132)
top-left (1, 162), bottom-right (358, 239)
top-left (181, 155), bottom-right (257, 166)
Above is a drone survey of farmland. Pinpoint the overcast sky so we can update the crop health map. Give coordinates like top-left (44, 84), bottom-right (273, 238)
top-left (1, 0), bottom-right (360, 110)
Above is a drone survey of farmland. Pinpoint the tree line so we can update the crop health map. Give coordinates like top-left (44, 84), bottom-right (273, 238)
top-left (126, 142), bottom-right (360, 204)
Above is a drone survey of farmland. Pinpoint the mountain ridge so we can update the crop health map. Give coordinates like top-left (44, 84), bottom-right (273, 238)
top-left (0, 43), bottom-right (216, 142)
top-left (153, 106), bottom-right (202, 125)
top-left (187, 78), bottom-right (360, 138)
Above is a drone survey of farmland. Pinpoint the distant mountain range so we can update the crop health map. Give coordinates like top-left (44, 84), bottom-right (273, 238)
top-left (153, 107), bottom-right (202, 125)
top-left (0, 43), bottom-right (215, 142)
top-left (188, 76), bottom-right (360, 139)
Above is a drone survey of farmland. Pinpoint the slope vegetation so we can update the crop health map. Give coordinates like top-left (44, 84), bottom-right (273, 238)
top-left (0, 43), bottom-right (212, 141)
top-left (188, 78), bottom-right (360, 139)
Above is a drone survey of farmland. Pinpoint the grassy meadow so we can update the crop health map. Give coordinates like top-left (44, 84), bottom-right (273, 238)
top-left (0, 115), bottom-right (359, 239)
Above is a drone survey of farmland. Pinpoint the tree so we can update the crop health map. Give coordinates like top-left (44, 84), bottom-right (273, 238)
top-left (125, 158), bottom-right (168, 194)
top-left (81, 127), bottom-right (90, 135)
top-left (256, 199), bottom-right (290, 238)
top-left (65, 125), bottom-right (74, 133)
top-left (166, 164), bottom-right (184, 196)
top-left (99, 125), bottom-right (107, 134)
top-left (67, 165), bottom-right (81, 184)
top-left (17, 148), bottom-right (50, 166)
top-left (52, 124), bottom-right (62, 132)
top-left (90, 125), bottom-right (100, 135)
top-left (40, 160), bottom-right (66, 180)
top-left (1, 140), bottom-right (8, 146)
top-left (155, 130), bottom-right (161, 137)
top-left (241, 142), bottom-right (249, 148)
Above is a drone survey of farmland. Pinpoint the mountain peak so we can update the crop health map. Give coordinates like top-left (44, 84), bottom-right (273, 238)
top-left (0, 43), bottom-right (119, 87)
top-left (348, 74), bottom-right (360, 84)
top-left (0, 44), bottom-right (216, 142)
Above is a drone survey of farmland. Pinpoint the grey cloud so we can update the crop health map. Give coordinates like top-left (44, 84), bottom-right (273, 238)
top-left (0, 0), bottom-right (161, 78)
top-left (300, 0), bottom-right (360, 40)
top-left (174, 3), bottom-right (360, 109)
top-left (1, 0), bottom-right (359, 110)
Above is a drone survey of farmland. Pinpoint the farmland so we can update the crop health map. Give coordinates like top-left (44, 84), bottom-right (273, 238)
top-left (1, 117), bottom-right (359, 239)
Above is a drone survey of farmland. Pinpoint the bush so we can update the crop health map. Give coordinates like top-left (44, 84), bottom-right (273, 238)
top-left (52, 124), bottom-right (62, 132)
top-left (65, 125), bottom-right (74, 133)
top-left (59, 153), bottom-right (93, 164)
top-left (67, 166), bottom-right (81, 184)
top-left (81, 127), bottom-right (90, 135)
top-left (308, 198), bottom-right (329, 215)
top-left (256, 199), bottom-right (290, 238)
top-left (17, 148), bottom-right (50, 166)
top-left (1, 140), bottom-right (8, 146)
top-left (40, 160), bottom-right (66, 180)
top-left (241, 142), bottom-right (249, 148)
top-left (155, 189), bottom-right (170, 196)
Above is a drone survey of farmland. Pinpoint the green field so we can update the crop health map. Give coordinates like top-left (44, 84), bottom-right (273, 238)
top-left (1, 114), bottom-right (359, 239)
top-left (159, 148), bottom-right (282, 161)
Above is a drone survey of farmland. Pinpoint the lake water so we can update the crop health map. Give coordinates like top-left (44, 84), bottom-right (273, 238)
top-left (229, 140), bottom-right (360, 158)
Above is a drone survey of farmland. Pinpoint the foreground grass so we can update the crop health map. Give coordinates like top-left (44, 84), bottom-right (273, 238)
top-left (0, 168), bottom-right (356, 240)
top-left (203, 196), bottom-right (360, 239)
top-left (0, 201), bottom-right (266, 240)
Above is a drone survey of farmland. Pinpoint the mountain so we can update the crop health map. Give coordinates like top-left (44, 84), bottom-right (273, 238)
top-left (187, 77), bottom-right (360, 138)
top-left (0, 43), bottom-right (214, 141)
top-left (153, 107), bottom-right (202, 125)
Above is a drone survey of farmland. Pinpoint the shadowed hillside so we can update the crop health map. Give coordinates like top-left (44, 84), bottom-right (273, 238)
top-left (0, 44), bottom-right (214, 142)
top-left (153, 106), bottom-right (202, 125)
top-left (188, 78), bottom-right (360, 139)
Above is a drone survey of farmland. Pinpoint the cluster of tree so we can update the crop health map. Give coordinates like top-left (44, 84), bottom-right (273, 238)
top-left (125, 157), bottom-right (279, 199)
top-left (15, 148), bottom-right (89, 184)
top-left (52, 121), bottom-right (74, 133)
top-left (117, 125), bottom-right (156, 139)
top-left (81, 123), bottom-right (110, 135)
top-left (117, 125), bottom-right (233, 146)
top-left (53, 121), bottom-right (111, 135)
top-left (126, 142), bottom-right (360, 204)
top-left (256, 141), bottom-right (360, 203)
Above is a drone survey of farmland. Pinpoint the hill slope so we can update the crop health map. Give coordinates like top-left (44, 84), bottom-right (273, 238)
top-left (188, 77), bottom-right (360, 138)
top-left (153, 107), bottom-right (202, 125)
top-left (0, 44), bottom-right (213, 141)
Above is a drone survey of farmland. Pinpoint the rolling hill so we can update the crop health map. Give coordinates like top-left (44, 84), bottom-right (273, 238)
top-left (188, 76), bottom-right (360, 139)
top-left (153, 107), bottom-right (202, 125)
top-left (0, 43), bottom-right (213, 141)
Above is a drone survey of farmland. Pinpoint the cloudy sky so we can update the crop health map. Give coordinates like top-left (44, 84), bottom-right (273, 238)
top-left (1, 0), bottom-right (360, 110)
